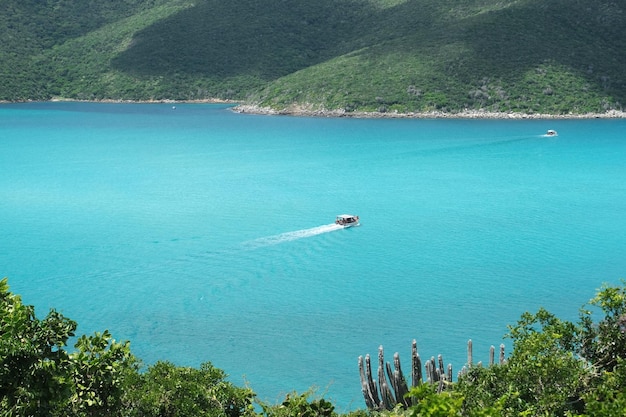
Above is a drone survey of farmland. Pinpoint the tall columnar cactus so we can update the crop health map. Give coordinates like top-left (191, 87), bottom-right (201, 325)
top-left (411, 339), bottom-right (422, 387)
top-left (359, 338), bottom-right (505, 410)
top-left (378, 346), bottom-right (396, 409)
top-left (425, 357), bottom-right (434, 384)
top-left (438, 355), bottom-right (445, 378)
top-left (358, 354), bottom-right (379, 409)
top-left (391, 352), bottom-right (410, 406)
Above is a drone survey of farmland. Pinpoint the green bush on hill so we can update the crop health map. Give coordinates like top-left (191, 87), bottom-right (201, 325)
top-left (0, 0), bottom-right (624, 113)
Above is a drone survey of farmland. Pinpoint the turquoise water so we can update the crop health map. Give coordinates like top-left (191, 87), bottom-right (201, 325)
top-left (1, 102), bottom-right (625, 410)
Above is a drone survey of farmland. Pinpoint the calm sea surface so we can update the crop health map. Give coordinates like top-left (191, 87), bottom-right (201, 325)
top-left (1, 102), bottom-right (625, 410)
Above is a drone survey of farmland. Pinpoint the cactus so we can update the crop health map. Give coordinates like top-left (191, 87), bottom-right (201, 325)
top-left (438, 354), bottom-right (445, 378)
top-left (358, 355), bottom-right (379, 409)
top-left (378, 346), bottom-right (395, 409)
top-left (359, 338), bottom-right (507, 410)
top-left (411, 339), bottom-right (422, 387)
top-left (425, 357), bottom-right (433, 384)
top-left (366, 354), bottom-right (380, 403)
top-left (392, 352), bottom-right (410, 406)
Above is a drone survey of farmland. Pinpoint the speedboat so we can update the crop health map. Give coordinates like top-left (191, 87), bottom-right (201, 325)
top-left (335, 214), bottom-right (360, 227)
top-left (546, 129), bottom-right (558, 136)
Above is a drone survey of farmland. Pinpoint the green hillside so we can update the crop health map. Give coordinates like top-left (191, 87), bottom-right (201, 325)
top-left (1, 0), bottom-right (625, 114)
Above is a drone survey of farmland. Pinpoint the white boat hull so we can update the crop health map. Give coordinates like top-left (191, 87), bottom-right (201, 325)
top-left (340, 221), bottom-right (359, 228)
top-left (335, 214), bottom-right (360, 227)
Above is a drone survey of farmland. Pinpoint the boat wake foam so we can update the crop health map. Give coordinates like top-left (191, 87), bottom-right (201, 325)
top-left (243, 223), bottom-right (344, 249)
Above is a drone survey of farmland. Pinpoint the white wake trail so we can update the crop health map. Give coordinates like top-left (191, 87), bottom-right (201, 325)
top-left (243, 223), bottom-right (344, 248)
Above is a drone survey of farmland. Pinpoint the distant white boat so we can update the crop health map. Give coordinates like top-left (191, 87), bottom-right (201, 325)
top-left (335, 214), bottom-right (360, 227)
top-left (546, 129), bottom-right (558, 136)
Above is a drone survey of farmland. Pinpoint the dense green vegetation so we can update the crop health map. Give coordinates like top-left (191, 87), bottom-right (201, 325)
top-left (1, 0), bottom-right (624, 113)
top-left (3, 276), bottom-right (626, 416)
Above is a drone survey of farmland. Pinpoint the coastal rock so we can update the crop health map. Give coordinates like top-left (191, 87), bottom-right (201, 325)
top-left (231, 104), bottom-right (626, 119)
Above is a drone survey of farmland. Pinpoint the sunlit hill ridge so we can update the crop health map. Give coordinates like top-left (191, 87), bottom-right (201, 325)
top-left (1, 0), bottom-right (625, 114)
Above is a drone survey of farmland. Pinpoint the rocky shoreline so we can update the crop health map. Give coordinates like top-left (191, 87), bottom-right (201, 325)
top-left (232, 104), bottom-right (626, 119)
top-left (4, 99), bottom-right (625, 119)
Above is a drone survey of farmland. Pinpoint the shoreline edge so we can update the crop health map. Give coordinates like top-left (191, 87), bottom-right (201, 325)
top-left (231, 104), bottom-right (626, 119)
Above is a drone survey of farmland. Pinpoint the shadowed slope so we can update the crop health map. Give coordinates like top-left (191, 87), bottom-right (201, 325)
top-left (0, 0), bottom-right (168, 100)
top-left (111, 0), bottom-right (372, 80)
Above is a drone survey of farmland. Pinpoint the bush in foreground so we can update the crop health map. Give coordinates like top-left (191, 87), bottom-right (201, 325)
top-left (2, 277), bottom-right (626, 416)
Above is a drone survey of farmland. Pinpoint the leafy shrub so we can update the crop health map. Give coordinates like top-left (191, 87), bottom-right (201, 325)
top-left (259, 390), bottom-right (336, 417)
top-left (123, 361), bottom-right (256, 417)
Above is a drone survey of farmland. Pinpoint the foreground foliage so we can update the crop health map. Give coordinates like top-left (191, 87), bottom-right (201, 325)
top-left (0, 278), bottom-right (253, 417)
top-left (123, 361), bottom-right (256, 417)
top-left (411, 282), bottom-right (626, 416)
top-left (2, 277), bottom-right (626, 416)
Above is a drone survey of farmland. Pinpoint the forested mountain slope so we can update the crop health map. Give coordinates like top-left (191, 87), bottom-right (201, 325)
top-left (1, 0), bottom-right (624, 114)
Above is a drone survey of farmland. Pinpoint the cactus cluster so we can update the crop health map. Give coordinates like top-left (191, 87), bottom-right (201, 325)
top-left (358, 339), bottom-right (506, 410)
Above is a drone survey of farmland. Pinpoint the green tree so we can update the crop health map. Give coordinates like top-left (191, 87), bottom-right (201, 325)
top-left (456, 283), bottom-right (626, 416)
top-left (406, 384), bottom-right (463, 417)
top-left (404, 381), bottom-right (503, 417)
top-left (577, 359), bottom-right (626, 416)
top-left (578, 282), bottom-right (626, 373)
top-left (67, 330), bottom-right (138, 417)
top-left (124, 360), bottom-right (256, 417)
top-left (501, 309), bottom-right (586, 415)
top-left (0, 278), bottom-right (137, 417)
top-left (259, 390), bottom-right (337, 417)
top-left (456, 310), bottom-right (587, 416)
top-left (574, 282), bottom-right (626, 416)
top-left (0, 278), bottom-right (77, 416)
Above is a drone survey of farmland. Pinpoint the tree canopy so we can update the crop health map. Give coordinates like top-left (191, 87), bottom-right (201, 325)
top-left (2, 277), bottom-right (626, 416)
top-left (1, 0), bottom-right (624, 114)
